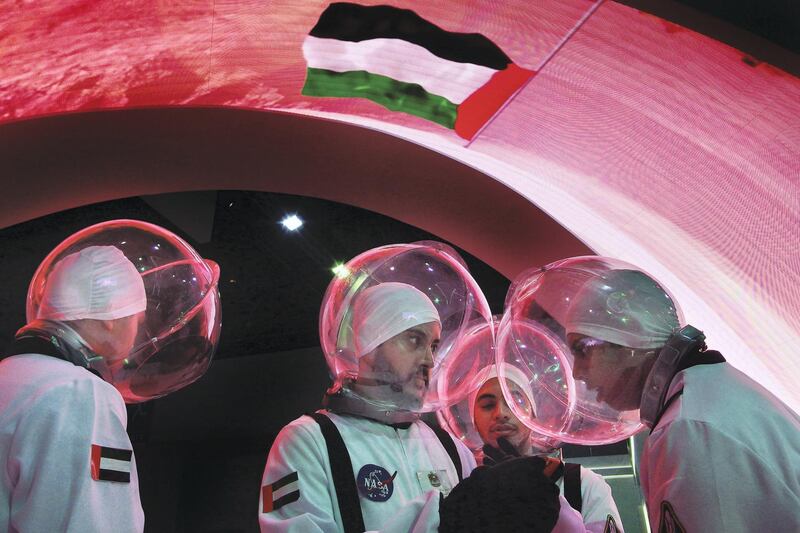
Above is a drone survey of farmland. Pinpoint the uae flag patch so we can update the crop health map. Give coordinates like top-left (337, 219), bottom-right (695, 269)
top-left (90, 444), bottom-right (132, 483)
top-left (262, 471), bottom-right (300, 513)
top-left (302, 2), bottom-right (535, 140)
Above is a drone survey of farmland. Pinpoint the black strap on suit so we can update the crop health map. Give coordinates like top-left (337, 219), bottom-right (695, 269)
top-left (562, 462), bottom-right (582, 513)
top-left (309, 412), bottom-right (463, 532)
top-left (308, 412), bottom-right (366, 533)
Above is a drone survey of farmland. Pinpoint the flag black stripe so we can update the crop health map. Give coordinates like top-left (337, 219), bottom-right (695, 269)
top-left (98, 469), bottom-right (131, 483)
top-left (309, 2), bottom-right (511, 70)
top-left (99, 446), bottom-right (132, 462)
top-left (271, 471), bottom-right (299, 491)
top-left (272, 490), bottom-right (300, 511)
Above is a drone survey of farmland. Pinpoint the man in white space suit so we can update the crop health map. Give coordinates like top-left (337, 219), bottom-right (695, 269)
top-left (260, 280), bottom-right (582, 532)
top-left (470, 364), bottom-right (624, 533)
top-left (562, 266), bottom-right (800, 532)
top-left (0, 221), bottom-right (221, 532)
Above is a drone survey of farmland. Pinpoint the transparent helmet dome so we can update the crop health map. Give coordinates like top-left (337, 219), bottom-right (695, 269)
top-left (319, 242), bottom-right (493, 413)
top-left (437, 317), bottom-right (561, 454)
top-left (500, 256), bottom-right (683, 445)
top-left (25, 219), bottom-right (221, 403)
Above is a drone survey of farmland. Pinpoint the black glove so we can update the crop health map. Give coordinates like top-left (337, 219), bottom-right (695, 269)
top-left (482, 436), bottom-right (520, 467)
top-left (439, 456), bottom-right (560, 533)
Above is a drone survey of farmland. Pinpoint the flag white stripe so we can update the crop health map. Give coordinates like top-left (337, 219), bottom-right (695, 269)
top-left (272, 479), bottom-right (299, 500)
top-left (99, 457), bottom-right (131, 473)
top-left (302, 36), bottom-right (498, 104)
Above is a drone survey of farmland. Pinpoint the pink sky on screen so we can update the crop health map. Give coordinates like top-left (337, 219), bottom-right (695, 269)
top-left (0, 0), bottom-right (798, 411)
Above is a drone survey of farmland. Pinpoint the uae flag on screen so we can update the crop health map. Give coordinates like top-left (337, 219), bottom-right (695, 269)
top-left (301, 2), bottom-right (535, 140)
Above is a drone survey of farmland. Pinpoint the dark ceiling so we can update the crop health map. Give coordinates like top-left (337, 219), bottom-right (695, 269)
top-left (622, 0), bottom-right (799, 74)
top-left (675, 0), bottom-right (799, 53)
top-left (0, 190), bottom-right (511, 359)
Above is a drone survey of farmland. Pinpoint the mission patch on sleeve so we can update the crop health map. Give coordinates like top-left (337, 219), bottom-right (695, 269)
top-left (262, 471), bottom-right (300, 513)
top-left (90, 444), bottom-right (132, 483)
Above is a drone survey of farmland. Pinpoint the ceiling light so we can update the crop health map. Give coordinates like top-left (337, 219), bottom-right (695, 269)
top-left (280, 214), bottom-right (303, 231)
top-left (332, 263), bottom-right (350, 279)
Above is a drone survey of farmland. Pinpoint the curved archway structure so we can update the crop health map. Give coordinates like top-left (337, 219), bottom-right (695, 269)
top-left (0, 107), bottom-right (591, 275)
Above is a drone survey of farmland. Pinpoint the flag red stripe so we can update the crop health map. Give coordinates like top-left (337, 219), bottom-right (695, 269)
top-left (454, 63), bottom-right (535, 140)
top-left (262, 485), bottom-right (273, 513)
top-left (90, 444), bottom-right (101, 481)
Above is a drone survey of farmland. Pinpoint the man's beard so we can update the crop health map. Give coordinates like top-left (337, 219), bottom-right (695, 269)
top-left (366, 353), bottom-right (428, 409)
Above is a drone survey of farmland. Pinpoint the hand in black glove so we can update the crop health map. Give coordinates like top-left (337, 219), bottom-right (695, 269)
top-left (439, 455), bottom-right (560, 533)
top-left (482, 436), bottom-right (521, 467)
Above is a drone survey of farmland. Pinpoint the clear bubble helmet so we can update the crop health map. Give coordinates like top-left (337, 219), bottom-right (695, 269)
top-left (500, 256), bottom-right (683, 445)
top-left (319, 243), bottom-right (493, 413)
top-left (24, 219), bottom-right (221, 403)
top-left (437, 317), bottom-right (561, 454)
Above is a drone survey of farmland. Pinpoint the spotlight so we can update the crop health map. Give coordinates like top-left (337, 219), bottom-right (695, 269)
top-left (331, 263), bottom-right (351, 279)
top-left (280, 214), bottom-right (303, 231)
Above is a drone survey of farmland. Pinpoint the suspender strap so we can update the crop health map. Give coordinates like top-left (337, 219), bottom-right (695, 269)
top-left (308, 413), bottom-right (365, 533)
top-left (563, 462), bottom-right (583, 513)
top-left (425, 422), bottom-right (463, 483)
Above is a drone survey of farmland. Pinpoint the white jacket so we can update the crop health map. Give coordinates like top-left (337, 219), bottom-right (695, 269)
top-left (640, 362), bottom-right (800, 532)
top-left (0, 353), bottom-right (143, 532)
top-left (259, 411), bottom-right (475, 533)
top-left (260, 410), bottom-right (587, 532)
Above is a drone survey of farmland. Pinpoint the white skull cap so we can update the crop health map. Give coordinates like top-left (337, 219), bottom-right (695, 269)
top-left (37, 245), bottom-right (147, 321)
top-left (565, 268), bottom-right (679, 350)
top-left (353, 282), bottom-right (440, 358)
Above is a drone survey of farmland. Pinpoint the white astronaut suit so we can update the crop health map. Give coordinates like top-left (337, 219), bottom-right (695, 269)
top-left (466, 365), bottom-right (622, 533)
top-left (260, 410), bottom-right (592, 533)
top-left (0, 245), bottom-right (147, 533)
top-left (261, 275), bottom-right (589, 533)
top-left (640, 361), bottom-right (800, 532)
top-left (546, 260), bottom-right (800, 533)
top-left (0, 223), bottom-right (221, 533)
top-left (0, 354), bottom-right (143, 532)
top-left (260, 411), bottom-right (476, 532)
top-left (260, 281), bottom-right (473, 533)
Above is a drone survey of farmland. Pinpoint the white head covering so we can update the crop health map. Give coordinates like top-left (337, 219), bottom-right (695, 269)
top-left (352, 282), bottom-right (440, 357)
top-left (468, 363), bottom-right (537, 424)
top-left (564, 269), bottom-right (680, 350)
top-left (37, 245), bottom-right (147, 321)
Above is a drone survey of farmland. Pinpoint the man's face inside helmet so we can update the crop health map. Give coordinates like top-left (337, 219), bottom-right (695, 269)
top-left (69, 311), bottom-right (145, 369)
top-left (473, 377), bottom-right (533, 453)
top-left (568, 333), bottom-right (657, 411)
top-left (356, 320), bottom-right (441, 410)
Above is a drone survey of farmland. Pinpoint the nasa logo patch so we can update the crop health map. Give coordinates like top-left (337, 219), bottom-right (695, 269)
top-left (357, 464), bottom-right (396, 502)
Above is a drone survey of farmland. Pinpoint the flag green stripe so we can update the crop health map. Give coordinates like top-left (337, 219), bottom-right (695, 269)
top-left (302, 68), bottom-right (457, 129)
